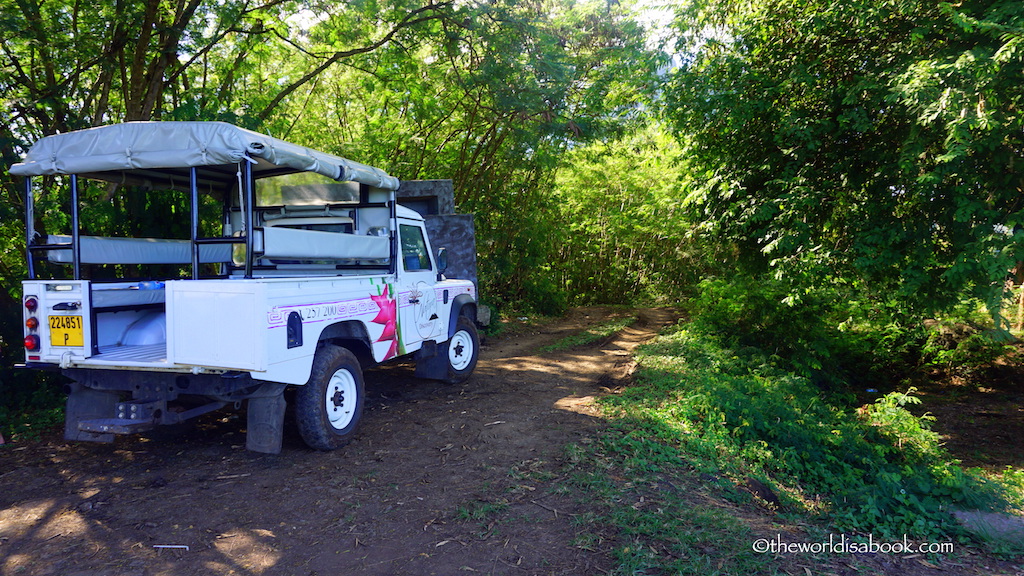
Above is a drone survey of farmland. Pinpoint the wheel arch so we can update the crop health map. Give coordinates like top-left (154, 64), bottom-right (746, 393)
top-left (316, 320), bottom-right (375, 369)
top-left (448, 294), bottom-right (477, 338)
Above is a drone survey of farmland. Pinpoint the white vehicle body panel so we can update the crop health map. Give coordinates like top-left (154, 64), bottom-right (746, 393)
top-left (24, 274), bottom-right (475, 384)
top-left (166, 280), bottom-right (265, 372)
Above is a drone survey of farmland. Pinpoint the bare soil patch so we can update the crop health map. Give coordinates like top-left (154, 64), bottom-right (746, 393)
top-left (914, 353), bottom-right (1024, 471)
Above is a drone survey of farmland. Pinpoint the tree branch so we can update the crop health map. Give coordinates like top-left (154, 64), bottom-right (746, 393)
top-left (256, 2), bottom-right (452, 121)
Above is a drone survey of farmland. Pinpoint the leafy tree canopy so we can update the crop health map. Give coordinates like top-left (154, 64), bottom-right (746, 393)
top-left (0, 0), bottom-right (662, 313)
top-left (666, 0), bottom-right (1024, 321)
top-left (266, 0), bottom-right (663, 310)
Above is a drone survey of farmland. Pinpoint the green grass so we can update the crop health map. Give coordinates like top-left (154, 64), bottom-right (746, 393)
top-left (539, 315), bottom-right (638, 353)
top-left (602, 324), bottom-right (1022, 542)
top-left (455, 498), bottom-right (510, 522)
top-left (561, 437), bottom-right (784, 575)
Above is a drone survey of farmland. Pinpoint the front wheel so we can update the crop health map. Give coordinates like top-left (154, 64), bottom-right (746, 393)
top-left (444, 315), bottom-right (480, 384)
top-left (295, 345), bottom-right (364, 451)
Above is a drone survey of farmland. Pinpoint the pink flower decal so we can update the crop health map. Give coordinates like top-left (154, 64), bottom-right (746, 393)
top-left (371, 286), bottom-right (397, 326)
top-left (371, 285), bottom-right (399, 359)
top-left (382, 337), bottom-right (398, 359)
top-left (377, 320), bottom-right (396, 341)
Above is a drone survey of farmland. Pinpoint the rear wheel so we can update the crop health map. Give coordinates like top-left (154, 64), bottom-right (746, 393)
top-left (295, 345), bottom-right (364, 450)
top-left (444, 315), bottom-right (480, 384)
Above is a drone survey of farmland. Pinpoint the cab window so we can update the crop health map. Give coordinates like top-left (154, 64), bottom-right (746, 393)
top-left (400, 224), bottom-right (432, 271)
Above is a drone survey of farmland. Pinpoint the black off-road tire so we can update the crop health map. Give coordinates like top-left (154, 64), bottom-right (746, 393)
top-left (443, 315), bottom-right (480, 384)
top-left (295, 345), bottom-right (364, 451)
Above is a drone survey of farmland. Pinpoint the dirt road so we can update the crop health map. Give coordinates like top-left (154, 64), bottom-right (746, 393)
top-left (0, 307), bottom-right (679, 576)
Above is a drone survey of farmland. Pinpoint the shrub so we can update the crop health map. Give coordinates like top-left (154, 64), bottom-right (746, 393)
top-left (685, 276), bottom-right (926, 390)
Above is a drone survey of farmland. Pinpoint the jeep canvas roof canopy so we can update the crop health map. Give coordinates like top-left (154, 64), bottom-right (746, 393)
top-left (9, 121), bottom-right (400, 190)
top-left (13, 121), bottom-right (401, 280)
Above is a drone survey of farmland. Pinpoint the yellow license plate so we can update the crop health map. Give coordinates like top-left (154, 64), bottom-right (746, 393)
top-left (49, 315), bottom-right (83, 347)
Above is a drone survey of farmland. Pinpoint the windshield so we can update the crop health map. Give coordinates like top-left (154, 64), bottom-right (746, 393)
top-left (255, 171), bottom-right (359, 207)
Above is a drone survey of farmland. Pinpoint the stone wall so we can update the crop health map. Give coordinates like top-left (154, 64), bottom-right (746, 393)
top-left (397, 180), bottom-right (478, 293)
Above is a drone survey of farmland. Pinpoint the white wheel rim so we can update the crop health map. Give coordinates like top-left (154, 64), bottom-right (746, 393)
top-left (448, 329), bottom-right (475, 372)
top-left (324, 368), bottom-right (357, 430)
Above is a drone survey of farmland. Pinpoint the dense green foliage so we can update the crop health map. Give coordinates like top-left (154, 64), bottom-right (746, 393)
top-left (552, 126), bottom-right (708, 304)
top-left (0, 0), bottom-right (662, 311)
top-left (282, 0), bottom-right (663, 311)
top-left (685, 276), bottom-right (925, 390)
top-left (667, 0), bottom-right (1024, 319)
top-left (6, 0), bottom-right (1018, 323)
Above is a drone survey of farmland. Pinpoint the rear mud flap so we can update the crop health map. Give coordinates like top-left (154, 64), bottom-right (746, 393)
top-left (65, 387), bottom-right (119, 443)
top-left (246, 384), bottom-right (287, 454)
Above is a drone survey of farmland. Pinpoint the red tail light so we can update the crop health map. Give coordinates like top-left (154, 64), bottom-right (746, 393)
top-left (24, 334), bottom-right (40, 351)
top-left (25, 297), bottom-right (38, 312)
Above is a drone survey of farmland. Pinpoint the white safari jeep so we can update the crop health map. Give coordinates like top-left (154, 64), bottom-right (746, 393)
top-left (12, 121), bottom-right (480, 453)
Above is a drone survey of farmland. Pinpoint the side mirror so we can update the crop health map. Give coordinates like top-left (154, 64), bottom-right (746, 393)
top-left (436, 247), bottom-right (449, 279)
